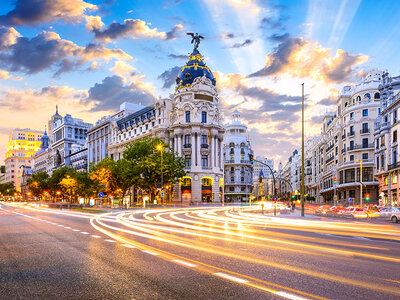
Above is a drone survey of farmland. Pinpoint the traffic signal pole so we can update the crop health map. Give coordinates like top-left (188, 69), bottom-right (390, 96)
top-left (250, 155), bottom-right (276, 204)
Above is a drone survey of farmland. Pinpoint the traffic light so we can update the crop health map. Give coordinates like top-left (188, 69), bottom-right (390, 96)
top-left (267, 195), bottom-right (271, 199)
top-left (259, 176), bottom-right (262, 183)
top-left (333, 177), bottom-right (337, 184)
top-left (291, 192), bottom-right (295, 199)
top-left (249, 154), bottom-right (254, 164)
top-left (365, 193), bottom-right (370, 202)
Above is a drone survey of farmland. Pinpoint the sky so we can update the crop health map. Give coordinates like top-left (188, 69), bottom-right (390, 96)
top-left (1, 0), bottom-right (400, 168)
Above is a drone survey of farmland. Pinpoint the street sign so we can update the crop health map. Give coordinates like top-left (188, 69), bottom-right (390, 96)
top-left (348, 197), bottom-right (352, 202)
top-left (161, 191), bottom-right (164, 197)
top-left (333, 195), bottom-right (337, 200)
top-left (98, 192), bottom-right (104, 198)
top-left (273, 196), bottom-right (277, 201)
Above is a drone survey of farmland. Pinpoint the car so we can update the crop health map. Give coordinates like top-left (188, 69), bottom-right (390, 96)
top-left (342, 206), bottom-right (356, 217)
top-left (376, 207), bottom-right (394, 218)
top-left (389, 207), bottom-right (400, 223)
top-left (352, 208), bottom-right (369, 218)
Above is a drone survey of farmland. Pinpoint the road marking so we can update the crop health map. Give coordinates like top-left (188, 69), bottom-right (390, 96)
top-left (122, 244), bottom-right (136, 248)
top-left (352, 236), bottom-right (370, 240)
top-left (104, 239), bottom-right (116, 243)
top-left (213, 272), bottom-right (248, 284)
top-left (142, 250), bottom-right (159, 256)
top-left (57, 225), bottom-right (63, 227)
top-left (91, 235), bottom-right (101, 238)
top-left (173, 259), bottom-right (197, 267)
top-left (80, 232), bottom-right (90, 234)
top-left (384, 279), bottom-right (400, 284)
top-left (275, 291), bottom-right (309, 300)
top-left (64, 227), bottom-right (71, 229)
top-left (72, 229), bottom-right (80, 232)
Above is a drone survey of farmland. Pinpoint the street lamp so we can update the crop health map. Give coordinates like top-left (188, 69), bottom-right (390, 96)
top-left (156, 144), bottom-right (164, 205)
top-left (355, 159), bottom-right (363, 207)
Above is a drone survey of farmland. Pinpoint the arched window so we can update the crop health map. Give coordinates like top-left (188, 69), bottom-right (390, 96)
top-left (345, 102), bottom-right (348, 107)
top-left (357, 96), bottom-right (361, 101)
top-left (364, 93), bottom-right (371, 99)
top-left (374, 92), bottom-right (380, 99)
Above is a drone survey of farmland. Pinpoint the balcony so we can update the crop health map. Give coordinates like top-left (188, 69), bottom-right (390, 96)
top-left (360, 128), bottom-right (370, 134)
top-left (388, 162), bottom-right (400, 170)
top-left (183, 143), bottom-right (191, 148)
top-left (326, 144), bottom-right (334, 152)
top-left (341, 148), bottom-right (346, 153)
top-left (342, 134), bottom-right (346, 140)
top-left (348, 131), bottom-right (355, 137)
top-left (347, 143), bottom-right (374, 151)
top-left (201, 144), bottom-right (209, 149)
top-left (326, 156), bottom-right (334, 164)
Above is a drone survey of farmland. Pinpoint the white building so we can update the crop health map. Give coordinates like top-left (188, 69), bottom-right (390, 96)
top-left (48, 107), bottom-right (92, 172)
top-left (303, 71), bottom-right (382, 204)
top-left (33, 129), bottom-right (52, 174)
top-left (223, 110), bottom-right (253, 203)
top-left (109, 46), bottom-right (225, 204)
top-left (374, 71), bottom-right (400, 206)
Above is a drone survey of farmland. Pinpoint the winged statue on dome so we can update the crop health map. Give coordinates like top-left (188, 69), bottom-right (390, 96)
top-left (186, 32), bottom-right (204, 51)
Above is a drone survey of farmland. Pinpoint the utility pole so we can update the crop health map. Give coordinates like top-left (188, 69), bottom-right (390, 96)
top-left (301, 83), bottom-right (305, 217)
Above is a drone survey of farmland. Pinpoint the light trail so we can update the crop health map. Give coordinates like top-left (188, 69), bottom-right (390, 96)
top-left (90, 210), bottom-right (400, 297)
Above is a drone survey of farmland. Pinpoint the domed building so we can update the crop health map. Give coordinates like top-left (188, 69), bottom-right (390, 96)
top-left (223, 110), bottom-right (253, 203)
top-left (109, 41), bottom-right (225, 204)
top-left (33, 128), bottom-right (52, 174)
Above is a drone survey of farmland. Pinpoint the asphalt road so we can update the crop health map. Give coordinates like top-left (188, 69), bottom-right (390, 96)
top-left (1, 203), bottom-right (400, 300)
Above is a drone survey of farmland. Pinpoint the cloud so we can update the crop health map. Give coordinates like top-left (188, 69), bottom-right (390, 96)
top-left (168, 54), bottom-right (187, 60)
top-left (165, 24), bottom-right (184, 40)
top-left (0, 27), bottom-right (21, 50)
top-left (0, 70), bottom-right (11, 80)
top-left (249, 37), bottom-right (368, 84)
top-left (158, 66), bottom-right (180, 89)
top-left (0, 0), bottom-right (97, 26)
top-left (231, 39), bottom-right (253, 48)
top-left (260, 15), bottom-right (288, 31)
top-left (92, 18), bottom-right (183, 42)
top-left (87, 75), bottom-right (156, 111)
top-left (109, 61), bottom-right (135, 76)
top-left (221, 32), bottom-right (235, 39)
top-left (0, 30), bottom-right (132, 75)
top-left (268, 32), bottom-right (290, 42)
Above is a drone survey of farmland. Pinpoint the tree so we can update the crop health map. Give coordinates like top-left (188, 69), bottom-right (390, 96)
top-left (27, 171), bottom-right (49, 198)
top-left (59, 175), bottom-right (78, 203)
top-left (0, 182), bottom-right (16, 197)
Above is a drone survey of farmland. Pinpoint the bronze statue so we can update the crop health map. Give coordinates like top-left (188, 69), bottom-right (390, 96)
top-left (186, 32), bottom-right (204, 51)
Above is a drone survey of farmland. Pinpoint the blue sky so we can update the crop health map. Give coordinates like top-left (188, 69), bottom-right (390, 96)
top-left (1, 0), bottom-right (400, 166)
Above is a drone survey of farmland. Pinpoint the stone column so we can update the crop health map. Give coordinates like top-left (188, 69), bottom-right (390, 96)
top-left (174, 135), bottom-right (177, 153)
top-left (191, 134), bottom-right (195, 167)
top-left (210, 133), bottom-right (213, 168)
top-left (219, 138), bottom-right (224, 169)
top-left (197, 134), bottom-right (201, 167)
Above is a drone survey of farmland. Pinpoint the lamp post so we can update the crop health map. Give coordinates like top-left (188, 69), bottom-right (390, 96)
top-left (355, 159), bottom-right (363, 207)
top-left (156, 144), bottom-right (164, 205)
top-left (301, 83), bottom-right (305, 217)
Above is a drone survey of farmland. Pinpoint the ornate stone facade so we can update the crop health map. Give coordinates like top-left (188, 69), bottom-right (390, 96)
top-left (108, 49), bottom-right (225, 204)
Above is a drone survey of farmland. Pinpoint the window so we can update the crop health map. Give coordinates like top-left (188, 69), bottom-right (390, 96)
top-left (393, 174), bottom-right (398, 184)
top-left (185, 134), bottom-right (190, 145)
top-left (350, 155), bottom-right (354, 161)
top-left (375, 92), bottom-right (380, 99)
top-left (185, 155), bottom-right (191, 167)
top-left (185, 111), bottom-right (190, 123)
top-left (201, 111), bottom-right (207, 123)
top-left (384, 177), bottom-right (388, 185)
top-left (362, 109), bottom-right (368, 117)
top-left (362, 123), bottom-right (368, 133)
top-left (349, 125), bottom-right (354, 135)
top-left (362, 153), bottom-right (368, 160)
top-left (381, 155), bottom-right (385, 169)
top-left (201, 155), bottom-right (208, 167)
top-left (362, 138), bottom-right (369, 148)
top-left (241, 177), bottom-right (244, 182)
top-left (394, 110), bottom-right (398, 123)
top-left (364, 93), bottom-right (371, 100)
top-left (350, 112), bottom-right (354, 120)
top-left (394, 131), bottom-right (397, 143)
top-left (231, 177), bottom-right (234, 182)
top-left (350, 140), bottom-right (354, 150)
top-left (201, 135), bottom-right (207, 145)
top-left (376, 156), bottom-right (379, 169)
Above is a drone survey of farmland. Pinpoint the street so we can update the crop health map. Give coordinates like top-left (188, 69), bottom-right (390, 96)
top-left (1, 203), bottom-right (400, 299)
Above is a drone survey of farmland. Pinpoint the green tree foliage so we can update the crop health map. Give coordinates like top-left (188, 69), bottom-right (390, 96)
top-left (0, 182), bottom-right (16, 195)
top-left (27, 171), bottom-right (49, 197)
